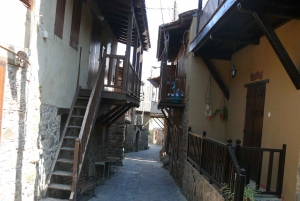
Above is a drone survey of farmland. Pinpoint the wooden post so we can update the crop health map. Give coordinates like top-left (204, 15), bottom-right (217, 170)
top-left (71, 138), bottom-right (80, 201)
top-left (235, 139), bottom-right (241, 164)
top-left (123, 1), bottom-right (133, 93)
top-left (76, 47), bottom-right (82, 89)
top-left (224, 138), bottom-right (233, 183)
top-left (161, 33), bottom-right (169, 102)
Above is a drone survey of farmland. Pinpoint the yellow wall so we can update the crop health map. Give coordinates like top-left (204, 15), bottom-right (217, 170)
top-left (185, 17), bottom-right (230, 141)
top-left (224, 20), bottom-right (300, 200)
top-left (188, 15), bottom-right (300, 199)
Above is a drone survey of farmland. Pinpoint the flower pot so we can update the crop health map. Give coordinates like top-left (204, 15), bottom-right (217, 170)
top-left (220, 114), bottom-right (225, 119)
top-left (209, 115), bottom-right (212, 119)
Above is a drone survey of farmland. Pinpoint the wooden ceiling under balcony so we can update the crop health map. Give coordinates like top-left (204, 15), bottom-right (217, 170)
top-left (190, 0), bottom-right (300, 60)
top-left (94, 0), bottom-right (150, 51)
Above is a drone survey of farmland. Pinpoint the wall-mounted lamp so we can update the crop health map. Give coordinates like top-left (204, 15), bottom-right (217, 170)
top-left (230, 42), bottom-right (237, 78)
top-left (230, 64), bottom-right (237, 78)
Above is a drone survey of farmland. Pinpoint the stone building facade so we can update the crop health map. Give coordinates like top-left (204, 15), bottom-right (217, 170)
top-left (0, 0), bottom-right (150, 200)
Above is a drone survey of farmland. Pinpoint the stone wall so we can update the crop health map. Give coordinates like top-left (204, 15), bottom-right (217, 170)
top-left (182, 162), bottom-right (224, 201)
top-left (85, 130), bottom-right (107, 176)
top-left (139, 128), bottom-right (149, 151)
top-left (107, 122), bottom-right (125, 158)
top-left (0, 63), bottom-right (60, 201)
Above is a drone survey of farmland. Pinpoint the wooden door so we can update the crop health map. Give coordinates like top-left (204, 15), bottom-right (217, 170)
top-left (87, 18), bottom-right (101, 89)
top-left (0, 63), bottom-right (5, 140)
top-left (243, 84), bottom-right (266, 147)
top-left (243, 84), bottom-right (266, 182)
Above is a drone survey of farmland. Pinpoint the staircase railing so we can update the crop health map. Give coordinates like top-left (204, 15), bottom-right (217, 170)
top-left (69, 53), bottom-right (107, 200)
top-left (187, 130), bottom-right (286, 200)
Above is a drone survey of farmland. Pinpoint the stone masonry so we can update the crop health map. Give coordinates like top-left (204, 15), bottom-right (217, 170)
top-left (0, 64), bottom-right (61, 201)
top-left (182, 162), bottom-right (224, 201)
top-left (108, 122), bottom-right (125, 158)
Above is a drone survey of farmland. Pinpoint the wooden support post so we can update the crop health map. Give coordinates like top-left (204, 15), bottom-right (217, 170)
top-left (132, 28), bottom-right (138, 70)
top-left (123, 1), bottom-right (133, 93)
top-left (161, 33), bottom-right (169, 103)
top-left (253, 12), bottom-right (300, 90)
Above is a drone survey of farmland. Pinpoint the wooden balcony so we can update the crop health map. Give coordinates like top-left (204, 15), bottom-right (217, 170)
top-left (101, 54), bottom-right (142, 107)
top-left (158, 75), bottom-right (186, 109)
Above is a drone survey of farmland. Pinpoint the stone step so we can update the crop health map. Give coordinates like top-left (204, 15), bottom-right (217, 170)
top-left (52, 171), bottom-right (72, 177)
top-left (77, 96), bottom-right (90, 100)
top-left (60, 147), bottom-right (75, 151)
top-left (48, 183), bottom-right (72, 191)
top-left (67, 126), bottom-right (81, 129)
top-left (254, 194), bottom-right (282, 201)
top-left (64, 136), bottom-right (77, 140)
top-left (74, 106), bottom-right (87, 109)
top-left (57, 158), bottom-right (74, 164)
top-left (70, 115), bottom-right (84, 118)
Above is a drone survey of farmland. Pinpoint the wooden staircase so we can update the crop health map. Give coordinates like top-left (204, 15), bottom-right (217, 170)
top-left (45, 87), bottom-right (94, 199)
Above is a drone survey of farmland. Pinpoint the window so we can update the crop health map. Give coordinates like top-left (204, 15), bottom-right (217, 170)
top-left (54, 0), bottom-right (66, 39)
top-left (20, 0), bottom-right (32, 9)
top-left (70, 0), bottom-right (82, 51)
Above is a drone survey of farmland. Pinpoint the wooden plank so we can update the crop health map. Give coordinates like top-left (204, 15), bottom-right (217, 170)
top-left (48, 183), bottom-right (72, 191)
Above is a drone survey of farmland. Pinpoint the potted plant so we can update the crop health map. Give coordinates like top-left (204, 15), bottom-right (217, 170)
top-left (221, 184), bottom-right (260, 201)
top-left (212, 106), bottom-right (228, 120)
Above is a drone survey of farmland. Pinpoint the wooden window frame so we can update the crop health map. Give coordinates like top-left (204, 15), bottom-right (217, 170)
top-left (20, 0), bottom-right (32, 10)
top-left (69, 0), bottom-right (82, 51)
top-left (54, 0), bottom-right (67, 39)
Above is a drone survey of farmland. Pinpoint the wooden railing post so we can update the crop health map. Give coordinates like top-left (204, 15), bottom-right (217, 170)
top-left (70, 138), bottom-right (80, 201)
top-left (199, 131), bottom-right (206, 174)
top-left (235, 139), bottom-right (241, 164)
top-left (235, 168), bottom-right (246, 201)
top-left (224, 138), bottom-right (232, 183)
top-left (276, 144), bottom-right (286, 198)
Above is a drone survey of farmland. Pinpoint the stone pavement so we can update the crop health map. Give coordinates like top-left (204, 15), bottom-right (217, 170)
top-left (89, 144), bottom-right (187, 201)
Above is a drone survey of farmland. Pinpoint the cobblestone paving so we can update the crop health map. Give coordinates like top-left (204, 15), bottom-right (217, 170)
top-left (89, 144), bottom-right (187, 201)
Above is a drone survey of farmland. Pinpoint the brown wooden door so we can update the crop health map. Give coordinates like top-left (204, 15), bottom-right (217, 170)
top-left (87, 18), bottom-right (101, 89)
top-left (243, 84), bottom-right (266, 147)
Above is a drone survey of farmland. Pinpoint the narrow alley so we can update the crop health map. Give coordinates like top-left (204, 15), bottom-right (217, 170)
top-left (89, 145), bottom-right (187, 201)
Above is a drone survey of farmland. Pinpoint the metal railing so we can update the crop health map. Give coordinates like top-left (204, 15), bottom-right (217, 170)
top-left (187, 130), bottom-right (286, 200)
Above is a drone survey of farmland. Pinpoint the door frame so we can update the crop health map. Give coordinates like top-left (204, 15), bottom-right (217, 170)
top-left (243, 79), bottom-right (269, 147)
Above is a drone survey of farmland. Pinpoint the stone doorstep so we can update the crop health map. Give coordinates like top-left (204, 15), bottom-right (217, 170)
top-left (254, 194), bottom-right (282, 201)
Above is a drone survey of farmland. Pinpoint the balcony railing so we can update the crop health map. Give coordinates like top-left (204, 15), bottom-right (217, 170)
top-left (103, 54), bottom-right (141, 98)
top-left (187, 131), bottom-right (286, 200)
top-left (159, 75), bottom-right (186, 106)
top-left (197, 0), bottom-right (224, 33)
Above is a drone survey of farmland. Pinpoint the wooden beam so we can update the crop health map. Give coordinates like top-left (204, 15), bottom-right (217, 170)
top-left (202, 57), bottom-right (230, 100)
top-left (210, 34), bottom-right (260, 45)
top-left (252, 12), bottom-right (300, 90)
top-left (196, 52), bottom-right (231, 60)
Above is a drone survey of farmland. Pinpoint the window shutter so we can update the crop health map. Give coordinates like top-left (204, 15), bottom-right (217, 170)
top-left (70, 0), bottom-right (82, 51)
top-left (20, 0), bottom-right (32, 9)
top-left (54, 0), bottom-right (66, 39)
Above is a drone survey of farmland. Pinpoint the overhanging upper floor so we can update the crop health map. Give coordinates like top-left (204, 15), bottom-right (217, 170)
top-left (190, 0), bottom-right (300, 89)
